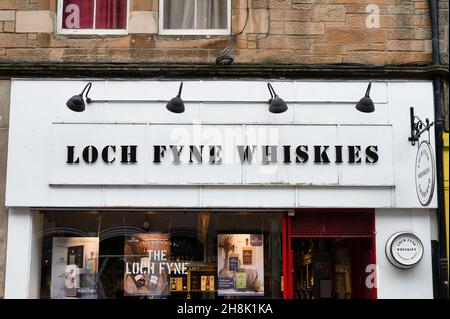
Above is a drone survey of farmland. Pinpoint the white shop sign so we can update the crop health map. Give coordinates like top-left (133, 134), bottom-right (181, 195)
top-left (49, 123), bottom-right (393, 186)
top-left (5, 80), bottom-right (437, 208)
top-left (385, 232), bottom-right (424, 269)
top-left (415, 141), bottom-right (435, 206)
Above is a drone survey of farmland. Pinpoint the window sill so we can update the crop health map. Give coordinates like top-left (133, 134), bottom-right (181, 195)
top-left (57, 29), bottom-right (129, 37)
top-left (159, 29), bottom-right (231, 36)
top-left (156, 34), bottom-right (230, 41)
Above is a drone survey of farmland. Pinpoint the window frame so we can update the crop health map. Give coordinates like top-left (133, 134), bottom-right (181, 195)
top-left (158, 0), bottom-right (232, 36)
top-left (57, 0), bottom-right (130, 35)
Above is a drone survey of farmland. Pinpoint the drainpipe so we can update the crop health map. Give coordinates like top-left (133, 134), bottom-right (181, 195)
top-left (429, 0), bottom-right (449, 299)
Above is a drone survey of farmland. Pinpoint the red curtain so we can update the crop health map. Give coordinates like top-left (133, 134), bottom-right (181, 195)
top-left (62, 0), bottom-right (94, 29)
top-left (96, 0), bottom-right (127, 29)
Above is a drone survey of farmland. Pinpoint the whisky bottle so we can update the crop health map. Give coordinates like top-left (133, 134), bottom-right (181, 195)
top-left (205, 276), bottom-right (210, 290)
top-left (132, 274), bottom-right (146, 289)
top-left (87, 251), bottom-right (97, 271)
top-left (235, 272), bottom-right (247, 290)
top-left (176, 277), bottom-right (183, 291)
top-left (228, 245), bottom-right (239, 272)
top-left (191, 273), bottom-right (199, 290)
top-left (149, 275), bottom-right (158, 290)
top-left (201, 275), bottom-right (207, 291)
top-left (242, 238), bottom-right (253, 266)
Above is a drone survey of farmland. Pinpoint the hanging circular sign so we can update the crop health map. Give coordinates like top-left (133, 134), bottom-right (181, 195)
top-left (385, 232), bottom-right (424, 269)
top-left (415, 141), bottom-right (435, 206)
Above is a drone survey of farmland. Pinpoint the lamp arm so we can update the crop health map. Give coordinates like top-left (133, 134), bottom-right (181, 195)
top-left (80, 82), bottom-right (92, 103)
top-left (365, 82), bottom-right (372, 97)
top-left (177, 82), bottom-right (183, 98)
top-left (267, 83), bottom-right (275, 100)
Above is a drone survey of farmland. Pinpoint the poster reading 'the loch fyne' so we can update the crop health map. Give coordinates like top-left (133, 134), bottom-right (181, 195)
top-left (124, 233), bottom-right (171, 297)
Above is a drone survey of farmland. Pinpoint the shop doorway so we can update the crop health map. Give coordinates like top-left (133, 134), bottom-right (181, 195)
top-left (283, 211), bottom-right (376, 299)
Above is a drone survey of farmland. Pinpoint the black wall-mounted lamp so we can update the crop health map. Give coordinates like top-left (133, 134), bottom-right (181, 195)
top-left (166, 82), bottom-right (185, 114)
top-left (408, 107), bottom-right (435, 145)
top-left (66, 82), bottom-right (92, 112)
top-left (267, 83), bottom-right (288, 114)
top-left (355, 82), bottom-right (375, 113)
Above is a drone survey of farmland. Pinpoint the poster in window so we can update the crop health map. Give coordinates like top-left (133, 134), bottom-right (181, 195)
top-left (124, 233), bottom-right (171, 296)
top-left (62, 0), bottom-right (94, 29)
top-left (217, 234), bottom-right (264, 296)
top-left (50, 237), bottom-right (99, 299)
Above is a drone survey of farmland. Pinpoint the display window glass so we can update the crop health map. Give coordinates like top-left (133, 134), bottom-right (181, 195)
top-left (37, 211), bottom-right (283, 299)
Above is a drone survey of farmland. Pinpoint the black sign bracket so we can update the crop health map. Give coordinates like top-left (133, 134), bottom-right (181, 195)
top-left (408, 107), bottom-right (435, 146)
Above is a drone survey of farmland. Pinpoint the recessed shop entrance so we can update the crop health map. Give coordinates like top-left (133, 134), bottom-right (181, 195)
top-left (283, 211), bottom-right (376, 299)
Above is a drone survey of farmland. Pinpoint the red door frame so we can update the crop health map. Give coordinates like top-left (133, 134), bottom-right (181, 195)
top-left (283, 209), bottom-right (377, 299)
top-left (282, 214), bottom-right (293, 299)
top-left (371, 215), bottom-right (378, 299)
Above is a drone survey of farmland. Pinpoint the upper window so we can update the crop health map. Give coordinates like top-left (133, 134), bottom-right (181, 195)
top-left (159, 0), bottom-right (231, 35)
top-left (57, 0), bottom-right (129, 35)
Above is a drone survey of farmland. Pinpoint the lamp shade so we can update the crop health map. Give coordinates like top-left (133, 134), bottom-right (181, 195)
top-left (166, 96), bottom-right (185, 113)
top-left (355, 96), bottom-right (375, 113)
top-left (66, 82), bottom-right (92, 112)
top-left (66, 94), bottom-right (86, 112)
top-left (269, 96), bottom-right (288, 113)
top-left (166, 82), bottom-right (185, 113)
top-left (267, 83), bottom-right (288, 114)
top-left (355, 82), bottom-right (375, 113)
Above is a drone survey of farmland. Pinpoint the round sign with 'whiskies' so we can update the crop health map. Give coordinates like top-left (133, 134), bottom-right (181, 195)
top-left (385, 232), bottom-right (424, 269)
top-left (415, 141), bottom-right (435, 207)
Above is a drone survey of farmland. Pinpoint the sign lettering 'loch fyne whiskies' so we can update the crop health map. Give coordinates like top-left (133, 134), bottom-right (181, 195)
top-left (66, 144), bottom-right (379, 165)
top-left (50, 123), bottom-right (393, 187)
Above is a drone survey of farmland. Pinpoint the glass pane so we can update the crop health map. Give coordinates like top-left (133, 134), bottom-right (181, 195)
top-left (334, 248), bottom-right (352, 299)
top-left (37, 210), bottom-right (283, 299)
top-left (62, 0), bottom-right (94, 29)
top-left (95, 0), bottom-right (128, 29)
top-left (163, 0), bottom-right (195, 29)
top-left (196, 0), bottom-right (228, 29)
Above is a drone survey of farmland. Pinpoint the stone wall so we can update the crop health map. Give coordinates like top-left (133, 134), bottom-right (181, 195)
top-left (0, 0), bottom-right (434, 65)
top-left (438, 0), bottom-right (449, 132)
top-left (438, 0), bottom-right (448, 64)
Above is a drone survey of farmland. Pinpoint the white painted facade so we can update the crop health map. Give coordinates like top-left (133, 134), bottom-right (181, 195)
top-left (3, 79), bottom-right (437, 298)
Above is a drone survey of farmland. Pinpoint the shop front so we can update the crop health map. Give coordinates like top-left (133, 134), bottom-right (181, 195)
top-left (4, 79), bottom-right (437, 299)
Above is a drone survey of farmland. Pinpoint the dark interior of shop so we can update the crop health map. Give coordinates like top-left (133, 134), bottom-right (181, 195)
top-left (291, 238), bottom-right (373, 299)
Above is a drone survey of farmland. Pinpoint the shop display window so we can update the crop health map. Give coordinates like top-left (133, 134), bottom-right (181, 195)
top-left (37, 211), bottom-right (283, 299)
